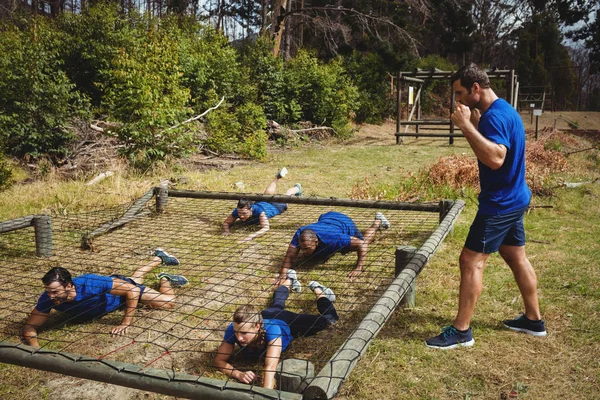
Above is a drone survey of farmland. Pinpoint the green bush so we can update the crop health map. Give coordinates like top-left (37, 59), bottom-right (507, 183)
top-left (0, 155), bottom-right (13, 190)
top-left (283, 51), bottom-right (359, 135)
top-left (205, 102), bottom-right (267, 159)
top-left (100, 23), bottom-right (193, 165)
top-left (0, 18), bottom-right (89, 160)
top-left (344, 51), bottom-right (395, 124)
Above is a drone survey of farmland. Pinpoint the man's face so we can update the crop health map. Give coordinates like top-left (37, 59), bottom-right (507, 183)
top-left (453, 79), bottom-right (480, 109)
top-left (234, 321), bottom-right (260, 346)
top-left (299, 237), bottom-right (318, 255)
top-left (237, 207), bottom-right (252, 221)
top-left (44, 281), bottom-right (74, 305)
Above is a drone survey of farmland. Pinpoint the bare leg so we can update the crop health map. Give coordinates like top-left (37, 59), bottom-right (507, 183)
top-left (453, 247), bottom-right (490, 330)
top-left (264, 177), bottom-right (279, 195)
top-left (362, 218), bottom-right (382, 246)
top-left (140, 281), bottom-right (176, 309)
top-left (284, 185), bottom-right (300, 196)
top-left (499, 245), bottom-right (542, 320)
top-left (130, 256), bottom-right (162, 285)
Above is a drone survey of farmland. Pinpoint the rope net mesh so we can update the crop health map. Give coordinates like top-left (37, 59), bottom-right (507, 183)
top-left (0, 194), bottom-right (441, 393)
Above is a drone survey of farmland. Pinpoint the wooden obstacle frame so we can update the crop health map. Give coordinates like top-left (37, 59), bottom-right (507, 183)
top-left (394, 68), bottom-right (518, 145)
top-left (0, 185), bottom-right (465, 399)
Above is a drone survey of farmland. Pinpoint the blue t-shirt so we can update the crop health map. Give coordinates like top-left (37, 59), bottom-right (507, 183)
top-left (35, 274), bottom-right (121, 320)
top-left (224, 318), bottom-right (292, 357)
top-left (231, 202), bottom-right (286, 225)
top-left (290, 211), bottom-right (363, 259)
top-left (477, 98), bottom-right (531, 215)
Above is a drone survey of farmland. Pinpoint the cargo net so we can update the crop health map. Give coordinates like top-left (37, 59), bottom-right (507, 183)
top-left (0, 195), bottom-right (441, 392)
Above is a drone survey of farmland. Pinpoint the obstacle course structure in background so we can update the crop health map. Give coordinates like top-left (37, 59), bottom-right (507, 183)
top-left (0, 185), bottom-right (464, 399)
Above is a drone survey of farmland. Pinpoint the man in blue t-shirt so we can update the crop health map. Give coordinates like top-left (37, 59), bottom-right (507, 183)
top-left (276, 210), bottom-right (390, 282)
top-left (426, 64), bottom-right (546, 350)
top-left (22, 249), bottom-right (188, 347)
top-left (222, 167), bottom-right (302, 243)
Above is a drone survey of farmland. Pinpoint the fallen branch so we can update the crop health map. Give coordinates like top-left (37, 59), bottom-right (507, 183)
top-left (168, 96), bottom-right (225, 130)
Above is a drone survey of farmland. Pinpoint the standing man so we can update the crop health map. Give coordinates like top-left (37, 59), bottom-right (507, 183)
top-left (426, 64), bottom-right (546, 349)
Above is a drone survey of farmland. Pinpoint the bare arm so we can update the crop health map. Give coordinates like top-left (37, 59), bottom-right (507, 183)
top-left (263, 338), bottom-right (283, 389)
top-left (22, 308), bottom-right (49, 347)
top-left (222, 215), bottom-right (236, 235)
top-left (213, 341), bottom-right (256, 384)
top-left (240, 212), bottom-right (270, 242)
top-left (452, 103), bottom-right (506, 170)
top-left (276, 244), bottom-right (299, 285)
top-left (109, 279), bottom-right (141, 336)
top-left (348, 237), bottom-right (367, 279)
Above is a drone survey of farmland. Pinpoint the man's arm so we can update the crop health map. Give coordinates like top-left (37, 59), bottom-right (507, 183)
top-left (108, 279), bottom-right (142, 336)
top-left (348, 237), bottom-right (367, 279)
top-left (276, 244), bottom-right (299, 285)
top-left (222, 215), bottom-right (236, 235)
top-left (22, 308), bottom-right (49, 347)
top-left (263, 338), bottom-right (283, 389)
top-left (240, 212), bottom-right (270, 243)
top-left (451, 103), bottom-right (506, 170)
top-left (213, 341), bottom-right (256, 384)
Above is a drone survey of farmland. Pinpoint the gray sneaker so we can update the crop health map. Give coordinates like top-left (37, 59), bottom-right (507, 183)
top-left (155, 248), bottom-right (180, 266)
top-left (308, 281), bottom-right (335, 302)
top-left (287, 269), bottom-right (302, 292)
top-left (158, 272), bottom-right (189, 288)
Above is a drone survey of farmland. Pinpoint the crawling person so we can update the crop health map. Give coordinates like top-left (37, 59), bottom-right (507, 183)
top-left (213, 270), bottom-right (337, 389)
top-left (22, 249), bottom-right (188, 346)
top-left (222, 167), bottom-right (302, 242)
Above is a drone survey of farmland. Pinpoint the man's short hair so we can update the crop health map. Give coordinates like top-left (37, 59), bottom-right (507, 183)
top-left (237, 198), bottom-right (254, 209)
top-left (451, 63), bottom-right (491, 92)
top-left (42, 267), bottom-right (73, 287)
top-left (299, 229), bottom-right (318, 242)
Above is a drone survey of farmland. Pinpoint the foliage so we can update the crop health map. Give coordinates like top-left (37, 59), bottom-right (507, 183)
top-left (177, 22), bottom-right (241, 111)
top-left (0, 155), bottom-right (12, 190)
top-left (343, 51), bottom-right (395, 124)
top-left (100, 22), bottom-right (192, 167)
top-left (282, 50), bottom-right (359, 136)
top-left (204, 102), bottom-right (267, 160)
top-left (0, 18), bottom-right (89, 160)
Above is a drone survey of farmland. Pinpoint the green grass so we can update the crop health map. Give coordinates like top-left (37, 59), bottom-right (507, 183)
top-left (1, 127), bottom-right (599, 399)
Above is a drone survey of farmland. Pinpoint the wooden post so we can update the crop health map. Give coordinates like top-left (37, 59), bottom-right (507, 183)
top-left (439, 200), bottom-right (454, 236)
top-left (396, 72), bottom-right (403, 144)
top-left (32, 215), bottom-right (52, 257)
top-left (156, 180), bottom-right (169, 213)
top-left (276, 358), bottom-right (314, 393)
top-left (395, 245), bottom-right (417, 308)
top-left (449, 78), bottom-right (455, 145)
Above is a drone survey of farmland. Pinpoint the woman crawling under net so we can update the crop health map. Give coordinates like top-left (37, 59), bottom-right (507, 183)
top-left (213, 270), bottom-right (337, 389)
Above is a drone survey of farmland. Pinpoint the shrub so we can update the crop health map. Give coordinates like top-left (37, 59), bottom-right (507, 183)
top-left (282, 51), bottom-right (359, 135)
top-left (100, 23), bottom-right (192, 165)
top-left (0, 18), bottom-right (89, 160)
top-left (0, 155), bottom-right (13, 190)
top-left (204, 102), bottom-right (267, 160)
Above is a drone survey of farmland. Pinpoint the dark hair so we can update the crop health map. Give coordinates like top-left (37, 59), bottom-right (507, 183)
top-left (237, 198), bottom-right (254, 209)
top-left (42, 267), bottom-right (73, 287)
top-left (451, 63), bottom-right (491, 93)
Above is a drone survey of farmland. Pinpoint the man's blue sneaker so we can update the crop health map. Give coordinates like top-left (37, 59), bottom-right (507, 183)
top-left (426, 326), bottom-right (475, 349)
top-left (158, 272), bottom-right (189, 288)
top-left (155, 248), bottom-right (179, 266)
top-left (503, 313), bottom-right (547, 337)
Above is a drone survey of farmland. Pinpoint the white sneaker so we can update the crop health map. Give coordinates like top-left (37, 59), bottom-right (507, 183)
top-left (375, 212), bottom-right (390, 230)
top-left (287, 269), bottom-right (302, 292)
top-left (277, 167), bottom-right (288, 179)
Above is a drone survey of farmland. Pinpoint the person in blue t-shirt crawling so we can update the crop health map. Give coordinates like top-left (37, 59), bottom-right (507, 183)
top-left (222, 167), bottom-right (302, 243)
top-left (213, 270), bottom-right (338, 389)
top-left (275, 210), bottom-right (391, 283)
top-left (22, 249), bottom-right (188, 347)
